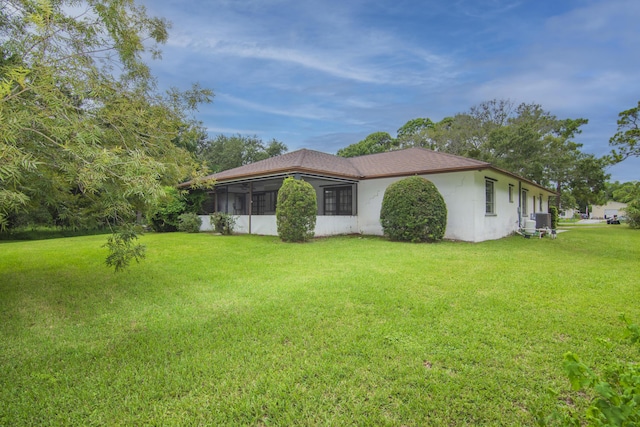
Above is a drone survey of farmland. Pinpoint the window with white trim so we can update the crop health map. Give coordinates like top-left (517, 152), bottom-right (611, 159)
top-left (485, 179), bottom-right (496, 215)
top-left (521, 189), bottom-right (528, 215)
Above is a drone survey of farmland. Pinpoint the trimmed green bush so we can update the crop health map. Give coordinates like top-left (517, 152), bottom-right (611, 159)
top-left (210, 212), bottom-right (237, 235)
top-left (549, 205), bottom-right (558, 229)
top-left (276, 177), bottom-right (317, 242)
top-left (380, 176), bottom-right (447, 242)
top-left (177, 212), bottom-right (202, 233)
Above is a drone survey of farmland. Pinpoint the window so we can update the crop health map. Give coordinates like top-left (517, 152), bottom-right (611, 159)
top-left (508, 184), bottom-right (514, 203)
top-left (485, 179), bottom-right (495, 215)
top-left (324, 186), bottom-right (353, 215)
top-left (521, 189), bottom-right (528, 215)
top-left (251, 191), bottom-right (278, 215)
top-left (539, 194), bottom-right (543, 211)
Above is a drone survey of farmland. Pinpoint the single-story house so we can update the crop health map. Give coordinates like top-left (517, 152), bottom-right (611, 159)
top-left (590, 201), bottom-right (627, 219)
top-left (559, 208), bottom-right (577, 219)
top-left (182, 147), bottom-right (556, 242)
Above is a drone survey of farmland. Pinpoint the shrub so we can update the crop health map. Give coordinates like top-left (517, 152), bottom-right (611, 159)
top-left (146, 187), bottom-right (186, 232)
top-left (210, 212), bottom-right (236, 235)
top-left (549, 205), bottom-right (558, 229)
top-left (276, 177), bottom-right (317, 242)
top-left (626, 199), bottom-right (640, 229)
top-left (184, 189), bottom-right (207, 214)
top-left (540, 315), bottom-right (640, 426)
top-left (380, 176), bottom-right (447, 242)
top-left (177, 212), bottom-right (202, 233)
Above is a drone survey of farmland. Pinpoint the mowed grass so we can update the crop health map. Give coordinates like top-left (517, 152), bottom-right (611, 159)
top-left (1, 227), bottom-right (639, 425)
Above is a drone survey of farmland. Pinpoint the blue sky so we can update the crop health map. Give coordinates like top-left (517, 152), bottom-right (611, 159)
top-left (139, 0), bottom-right (639, 182)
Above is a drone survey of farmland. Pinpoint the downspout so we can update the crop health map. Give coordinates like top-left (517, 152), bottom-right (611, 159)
top-left (248, 182), bottom-right (253, 235)
top-left (518, 181), bottom-right (522, 229)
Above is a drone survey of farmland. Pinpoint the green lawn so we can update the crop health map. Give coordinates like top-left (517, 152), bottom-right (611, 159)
top-left (1, 227), bottom-right (638, 425)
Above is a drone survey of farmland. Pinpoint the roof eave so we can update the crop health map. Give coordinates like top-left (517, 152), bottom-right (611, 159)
top-left (361, 165), bottom-right (558, 195)
top-left (360, 165), bottom-right (491, 180)
top-left (183, 167), bottom-right (362, 187)
top-left (489, 166), bottom-right (559, 195)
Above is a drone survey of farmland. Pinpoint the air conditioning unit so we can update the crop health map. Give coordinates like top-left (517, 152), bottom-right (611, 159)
top-left (535, 213), bottom-right (551, 229)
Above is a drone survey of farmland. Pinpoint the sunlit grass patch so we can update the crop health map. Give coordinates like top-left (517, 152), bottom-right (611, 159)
top-left (1, 227), bottom-right (638, 425)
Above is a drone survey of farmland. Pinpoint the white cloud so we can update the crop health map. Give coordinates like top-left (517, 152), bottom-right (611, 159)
top-left (161, 1), bottom-right (459, 87)
top-left (206, 126), bottom-right (263, 135)
top-left (203, 40), bottom-right (385, 84)
top-left (140, 0), bottom-right (639, 182)
top-left (468, 0), bottom-right (640, 116)
top-left (217, 93), bottom-right (338, 121)
top-left (453, 0), bottom-right (523, 19)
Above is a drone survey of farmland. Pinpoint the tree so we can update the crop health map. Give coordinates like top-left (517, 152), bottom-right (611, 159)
top-left (146, 187), bottom-right (187, 232)
top-left (336, 132), bottom-right (397, 158)
top-left (426, 115), bottom-right (480, 157)
top-left (412, 101), bottom-right (602, 212)
top-left (609, 180), bottom-right (640, 229)
top-left (567, 154), bottom-right (609, 212)
top-left (608, 102), bottom-right (640, 228)
top-left (482, 104), bottom-right (600, 211)
top-left (432, 99), bottom-right (517, 160)
top-left (611, 181), bottom-right (640, 203)
top-left (197, 134), bottom-right (287, 172)
top-left (1, 0), bottom-right (213, 269)
top-left (396, 118), bottom-right (435, 148)
top-left (276, 177), bottom-right (317, 242)
top-left (626, 200), bottom-right (640, 229)
top-left (335, 99), bottom-right (607, 214)
top-left (610, 101), bottom-right (640, 162)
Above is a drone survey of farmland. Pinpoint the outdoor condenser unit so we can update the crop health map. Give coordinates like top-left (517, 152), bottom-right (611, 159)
top-left (535, 213), bottom-right (551, 229)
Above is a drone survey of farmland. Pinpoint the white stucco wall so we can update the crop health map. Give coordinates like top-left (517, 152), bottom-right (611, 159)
top-left (357, 171), bottom-right (544, 242)
top-left (197, 214), bottom-right (278, 235)
top-left (315, 216), bottom-right (358, 236)
top-left (520, 185), bottom-right (552, 226)
top-left (478, 172), bottom-right (521, 242)
top-left (199, 171), bottom-right (554, 242)
top-left (198, 215), bottom-right (214, 231)
top-left (199, 214), bottom-right (357, 236)
top-left (357, 171), bottom-right (483, 241)
top-left (234, 215), bottom-right (357, 236)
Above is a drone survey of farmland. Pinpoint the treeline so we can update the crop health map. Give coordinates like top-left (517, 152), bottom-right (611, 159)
top-left (196, 135), bottom-right (287, 174)
top-left (337, 99), bottom-right (613, 212)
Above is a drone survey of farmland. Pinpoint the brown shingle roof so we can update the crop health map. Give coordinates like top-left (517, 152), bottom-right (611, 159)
top-left (208, 149), bottom-right (361, 181)
top-left (348, 147), bottom-right (490, 178)
top-left (184, 147), bottom-right (556, 194)
top-left (194, 147), bottom-right (491, 184)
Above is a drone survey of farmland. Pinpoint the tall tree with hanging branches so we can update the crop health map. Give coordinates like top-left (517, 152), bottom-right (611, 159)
top-left (0, 0), bottom-right (213, 270)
